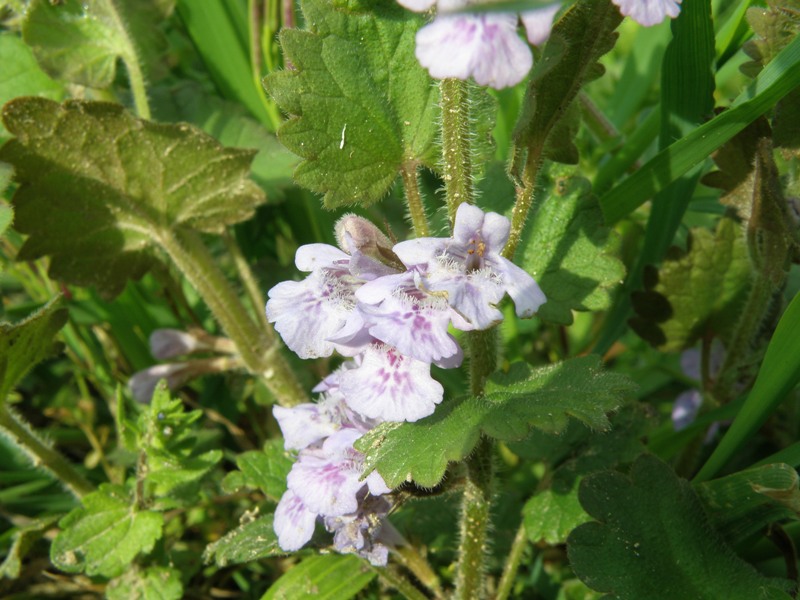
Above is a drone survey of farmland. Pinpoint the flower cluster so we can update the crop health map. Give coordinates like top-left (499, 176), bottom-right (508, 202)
top-left (401, 0), bottom-right (682, 89)
top-left (267, 203), bottom-right (545, 562)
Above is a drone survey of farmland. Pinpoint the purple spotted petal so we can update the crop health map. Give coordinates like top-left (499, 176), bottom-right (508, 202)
top-left (339, 344), bottom-right (444, 422)
top-left (274, 490), bottom-right (318, 551)
top-left (273, 395), bottom-right (347, 451)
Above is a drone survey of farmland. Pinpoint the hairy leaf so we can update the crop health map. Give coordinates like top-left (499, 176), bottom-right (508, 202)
top-left (22, 0), bottom-right (173, 88)
top-left (697, 463), bottom-right (800, 546)
top-left (513, 0), bottom-right (621, 165)
top-left (0, 97), bottom-right (265, 298)
top-left (264, 0), bottom-right (439, 208)
top-left (261, 553), bottom-right (376, 600)
top-left (203, 515), bottom-right (283, 567)
top-left (106, 565), bottom-right (183, 600)
top-left (50, 484), bottom-right (163, 578)
top-left (630, 218), bottom-right (752, 351)
top-left (357, 356), bottom-right (637, 488)
top-left (0, 296), bottom-right (67, 402)
top-left (521, 167), bottom-right (625, 325)
top-left (567, 454), bottom-right (793, 600)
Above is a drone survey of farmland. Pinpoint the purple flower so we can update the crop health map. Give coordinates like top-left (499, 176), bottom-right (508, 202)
top-left (393, 203), bottom-right (546, 329)
top-left (274, 490), bottom-right (318, 551)
top-left (339, 343), bottom-right (445, 422)
top-left (612, 0), bottom-right (682, 26)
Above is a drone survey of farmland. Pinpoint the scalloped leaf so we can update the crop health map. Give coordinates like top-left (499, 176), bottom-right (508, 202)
top-left (356, 355), bottom-right (637, 488)
top-left (521, 167), bottom-right (625, 325)
top-left (264, 0), bottom-right (439, 208)
top-left (50, 483), bottom-right (164, 578)
top-left (567, 454), bottom-right (793, 600)
top-left (0, 98), bottom-right (265, 298)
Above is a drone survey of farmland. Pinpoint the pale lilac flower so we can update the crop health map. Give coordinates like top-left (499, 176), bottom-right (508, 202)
top-left (286, 427), bottom-right (390, 517)
top-left (393, 203), bottom-right (546, 329)
top-left (274, 490), bottom-right (318, 551)
top-left (339, 343), bottom-right (445, 422)
top-left (415, 12), bottom-right (533, 89)
top-left (266, 241), bottom-right (396, 359)
top-left (612, 0), bottom-right (681, 26)
top-left (671, 341), bottom-right (726, 439)
top-left (520, 3), bottom-right (560, 46)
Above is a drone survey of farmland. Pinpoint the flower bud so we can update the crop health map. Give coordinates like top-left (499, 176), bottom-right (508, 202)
top-left (149, 328), bottom-right (203, 360)
top-left (129, 363), bottom-right (191, 403)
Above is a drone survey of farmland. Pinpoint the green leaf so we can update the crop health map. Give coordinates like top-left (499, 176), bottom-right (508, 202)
top-left (521, 167), bottom-right (625, 325)
top-left (106, 565), bottom-right (183, 600)
top-left (0, 296), bottom-right (67, 402)
top-left (152, 83), bottom-right (298, 199)
top-left (696, 291), bottom-right (800, 481)
top-left (567, 454), bottom-right (793, 600)
top-left (513, 0), bottom-right (621, 165)
top-left (629, 217), bottom-right (752, 351)
top-left (0, 97), bottom-right (265, 298)
top-left (140, 383), bottom-right (222, 498)
top-left (0, 33), bottom-right (64, 139)
top-left (261, 553), bottom-right (376, 600)
top-left (0, 201), bottom-right (12, 241)
top-left (50, 483), bottom-right (164, 578)
top-left (228, 439), bottom-right (293, 503)
top-left (697, 463), bottom-right (800, 546)
top-left (203, 514), bottom-right (283, 567)
top-left (0, 515), bottom-right (60, 578)
top-left (601, 32), bottom-right (800, 223)
top-left (522, 408), bottom-right (647, 544)
top-left (357, 355), bottom-right (637, 488)
top-left (264, 0), bottom-right (439, 208)
top-left (22, 0), bottom-right (172, 88)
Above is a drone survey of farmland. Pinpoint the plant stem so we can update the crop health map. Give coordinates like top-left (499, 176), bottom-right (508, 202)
top-left (401, 164), bottom-right (430, 237)
top-left (373, 564), bottom-right (429, 600)
top-left (440, 78), bottom-right (473, 224)
top-left (496, 522), bottom-right (529, 600)
top-left (0, 404), bottom-right (94, 499)
top-left (159, 229), bottom-right (308, 406)
top-left (392, 543), bottom-right (442, 597)
top-left (455, 328), bottom-right (498, 600)
top-left (222, 229), bottom-right (271, 331)
top-left (503, 147), bottom-right (544, 261)
top-left (105, 0), bottom-right (151, 119)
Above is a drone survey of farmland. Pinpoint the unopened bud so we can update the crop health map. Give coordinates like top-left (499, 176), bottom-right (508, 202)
top-left (335, 214), bottom-right (392, 255)
top-left (149, 329), bottom-right (202, 360)
top-left (129, 363), bottom-right (191, 403)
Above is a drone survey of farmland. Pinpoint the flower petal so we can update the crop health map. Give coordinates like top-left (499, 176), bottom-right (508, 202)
top-left (274, 490), bottom-right (318, 551)
top-left (521, 3), bottom-right (560, 46)
top-left (612, 0), bottom-right (681, 26)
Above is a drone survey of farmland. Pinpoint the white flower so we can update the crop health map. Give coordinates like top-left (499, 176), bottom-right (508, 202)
top-left (612, 0), bottom-right (682, 27)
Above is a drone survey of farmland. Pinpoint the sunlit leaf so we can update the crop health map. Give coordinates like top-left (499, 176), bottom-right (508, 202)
top-left (0, 97), bottom-right (265, 298)
top-left (203, 515), bottom-right (283, 567)
top-left (264, 0), bottom-right (439, 207)
top-left (261, 553), bottom-right (375, 600)
top-left (357, 356), bottom-right (637, 488)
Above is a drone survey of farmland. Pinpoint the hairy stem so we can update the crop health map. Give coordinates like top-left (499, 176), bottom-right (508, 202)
top-left (503, 147), bottom-right (543, 261)
top-left (440, 78), bottom-right (473, 223)
top-left (0, 404), bottom-right (94, 499)
top-left (105, 0), bottom-right (151, 119)
top-left (159, 229), bottom-right (308, 406)
top-left (496, 522), bottom-right (529, 600)
top-left (455, 328), bottom-right (499, 599)
top-left (401, 164), bottom-right (430, 237)
top-left (392, 543), bottom-right (442, 597)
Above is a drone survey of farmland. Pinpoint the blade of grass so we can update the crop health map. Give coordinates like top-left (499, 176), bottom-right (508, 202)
top-left (600, 32), bottom-right (800, 224)
top-left (694, 291), bottom-right (800, 482)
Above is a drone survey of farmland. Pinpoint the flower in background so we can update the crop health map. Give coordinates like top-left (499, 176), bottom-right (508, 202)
top-left (611, 0), bottom-right (682, 27)
top-left (671, 341), bottom-right (726, 441)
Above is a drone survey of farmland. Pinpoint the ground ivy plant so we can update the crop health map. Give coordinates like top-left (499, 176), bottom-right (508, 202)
top-left (1, 0), bottom-right (800, 598)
